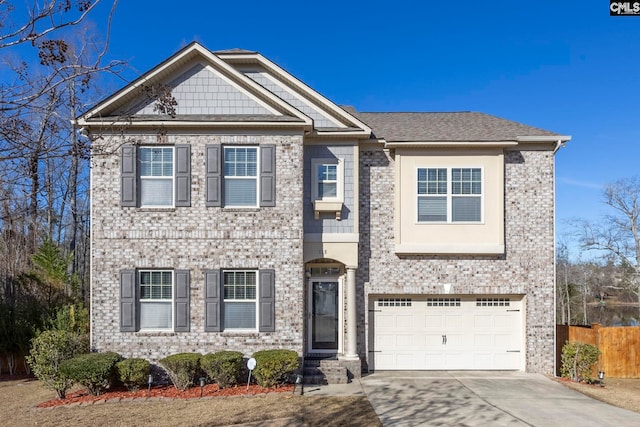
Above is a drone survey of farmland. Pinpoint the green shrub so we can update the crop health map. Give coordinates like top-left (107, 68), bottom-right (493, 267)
top-left (252, 350), bottom-right (299, 388)
top-left (561, 341), bottom-right (600, 383)
top-left (201, 351), bottom-right (244, 388)
top-left (116, 358), bottom-right (151, 391)
top-left (26, 330), bottom-right (87, 399)
top-left (159, 353), bottom-right (202, 391)
top-left (50, 303), bottom-right (90, 334)
top-left (60, 351), bottom-right (122, 396)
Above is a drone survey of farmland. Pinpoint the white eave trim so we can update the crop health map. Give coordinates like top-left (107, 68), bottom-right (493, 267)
top-left (517, 135), bottom-right (571, 143)
top-left (309, 129), bottom-right (372, 138)
top-left (384, 140), bottom-right (519, 148)
top-left (395, 243), bottom-right (505, 255)
top-left (75, 119), bottom-right (311, 130)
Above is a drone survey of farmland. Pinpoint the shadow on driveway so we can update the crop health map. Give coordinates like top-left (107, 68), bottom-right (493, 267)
top-left (360, 371), bottom-right (640, 427)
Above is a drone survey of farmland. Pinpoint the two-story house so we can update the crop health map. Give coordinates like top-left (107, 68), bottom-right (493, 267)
top-left (77, 43), bottom-right (569, 380)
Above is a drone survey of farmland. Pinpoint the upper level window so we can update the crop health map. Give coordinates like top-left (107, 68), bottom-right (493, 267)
top-left (417, 167), bottom-right (482, 223)
top-left (224, 147), bottom-right (258, 207)
top-left (139, 270), bottom-right (173, 330)
top-left (318, 164), bottom-right (338, 198)
top-left (139, 147), bottom-right (174, 207)
top-left (223, 270), bottom-right (257, 330)
top-left (311, 158), bottom-right (344, 202)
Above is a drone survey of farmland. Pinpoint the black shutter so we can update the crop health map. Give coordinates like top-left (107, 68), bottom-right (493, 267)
top-left (120, 269), bottom-right (137, 332)
top-left (204, 269), bottom-right (222, 331)
top-left (260, 144), bottom-right (276, 207)
top-left (175, 145), bottom-right (191, 207)
top-left (121, 144), bottom-right (137, 207)
top-left (174, 270), bottom-right (190, 332)
top-left (205, 145), bottom-right (222, 207)
top-left (258, 269), bottom-right (275, 332)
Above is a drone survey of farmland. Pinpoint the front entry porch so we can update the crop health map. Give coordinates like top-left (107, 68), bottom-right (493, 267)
top-left (304, 262), bottom-right (361, 383)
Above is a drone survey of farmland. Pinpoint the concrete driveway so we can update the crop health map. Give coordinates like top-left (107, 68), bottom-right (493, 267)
top-left (359, 371), bottom-right (640, 427)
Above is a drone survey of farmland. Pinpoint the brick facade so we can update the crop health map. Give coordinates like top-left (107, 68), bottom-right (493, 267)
top-left (91, 132), bottom-right (306, 361)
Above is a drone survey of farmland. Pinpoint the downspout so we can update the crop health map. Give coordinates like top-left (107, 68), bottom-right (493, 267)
top-left (552, 138), bottom-right (562, 376)
top-left (553, 139), bottom-right (564, 154)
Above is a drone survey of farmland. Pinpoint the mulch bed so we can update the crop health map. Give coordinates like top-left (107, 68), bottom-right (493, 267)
top-left (37, 383), bottom-right (295, 408)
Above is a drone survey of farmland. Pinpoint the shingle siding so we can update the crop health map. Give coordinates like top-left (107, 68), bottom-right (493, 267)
top-left (303, 144), bottom-right (356, 233)
top-left (126, 64), bottom-right (272, 116)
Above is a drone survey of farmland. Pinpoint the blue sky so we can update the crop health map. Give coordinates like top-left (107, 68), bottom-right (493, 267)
top-left (22, 1), bottom-right (640, 257)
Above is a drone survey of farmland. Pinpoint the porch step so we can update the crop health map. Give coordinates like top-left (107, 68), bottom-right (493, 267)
top-left (302, 359), bottom-right (348, 385)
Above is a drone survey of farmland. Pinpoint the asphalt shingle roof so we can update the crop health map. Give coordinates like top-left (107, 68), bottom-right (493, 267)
top-left (350, 111), bottom-right (560, 142)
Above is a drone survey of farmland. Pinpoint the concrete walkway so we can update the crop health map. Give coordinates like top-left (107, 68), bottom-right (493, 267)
top-left (304, 371), bottom-right (640, 426)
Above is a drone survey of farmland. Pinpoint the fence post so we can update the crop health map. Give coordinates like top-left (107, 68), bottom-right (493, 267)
top-left (592, 323), bottom-right (602, 378)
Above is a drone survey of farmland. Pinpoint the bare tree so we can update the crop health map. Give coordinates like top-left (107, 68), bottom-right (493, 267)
top-left (0, 1), bottom-right (121, 111)
top-left (556, 241), bottom-right (572, 324)
top-left (579, 177), bottom-right (640, 319)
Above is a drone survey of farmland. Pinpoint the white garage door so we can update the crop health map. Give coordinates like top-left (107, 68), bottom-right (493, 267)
top-left (372, 296), bottom-right (523, 370)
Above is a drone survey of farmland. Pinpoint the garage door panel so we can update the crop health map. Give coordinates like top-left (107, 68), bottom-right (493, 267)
top-left (373, 296), bottom-right (523, 370)
top-left (424, 314), bottom-right (444, 328)
top-left (396, 314), bottom-right (414, 328)
top-left (376, 314), bottom-right (396, 329)
top-left (425, 353), bottom-right (445, 369)
top-left (474, 333), bottom-right (493, 347)
top-left (473, 314), bottom-right (493, 329)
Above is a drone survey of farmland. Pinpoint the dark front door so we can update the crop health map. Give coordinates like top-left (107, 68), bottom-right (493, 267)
top-left (311, 281), bottom-right (339, 351)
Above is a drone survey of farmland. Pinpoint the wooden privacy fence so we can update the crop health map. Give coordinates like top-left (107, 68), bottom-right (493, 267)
top-left (556, 324), bottom-right (640, 378)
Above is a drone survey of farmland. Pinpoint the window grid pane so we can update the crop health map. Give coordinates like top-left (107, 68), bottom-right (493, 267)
top-left (223, 271), bottom-right (257, 301)
top-left (418, 168), bottom-right (447, 195)
top-left (140, 271), bottom-right (172, 301)
top-left (452, 168), bottom-right (481, 195)
top-left (140, 147), bottom-right (173, 177)
top-left (224, 147), bottom-right (257, 177)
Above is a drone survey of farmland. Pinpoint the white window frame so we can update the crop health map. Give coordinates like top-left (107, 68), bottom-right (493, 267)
top-left (223, 146), bottom-right (259, 208)
top-left (416, 167), bottom-right (484, 224)
top-left (222, 270), bottom-right (258, 331)
top-left (139, 146), bottom-right (175, 208)
top-left (138, 270), bottom-right (174, 332)
top-left (311, 158), bottom-right (344, 203)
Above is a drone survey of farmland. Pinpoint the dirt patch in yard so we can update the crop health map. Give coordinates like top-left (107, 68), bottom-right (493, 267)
top-left (555, 377), bottom-right (640, 414)
top-left (0, 377), bottom-right (382, 426)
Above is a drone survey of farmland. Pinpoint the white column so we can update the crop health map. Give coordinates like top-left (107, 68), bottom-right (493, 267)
top-left (345, 266), bottom-right (358, 359)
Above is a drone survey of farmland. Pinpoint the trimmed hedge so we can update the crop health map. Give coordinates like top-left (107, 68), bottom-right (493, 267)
top-left (116, 358), bottom-right (151, 391)
top-left (252, 349), bottom-right (299, 388)
top-left (201, 351), bottom-right (243, 388)
top-left (159, 352), bottom-right (202, 391)
top-left (60, 351), bottom-right (122, 396)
